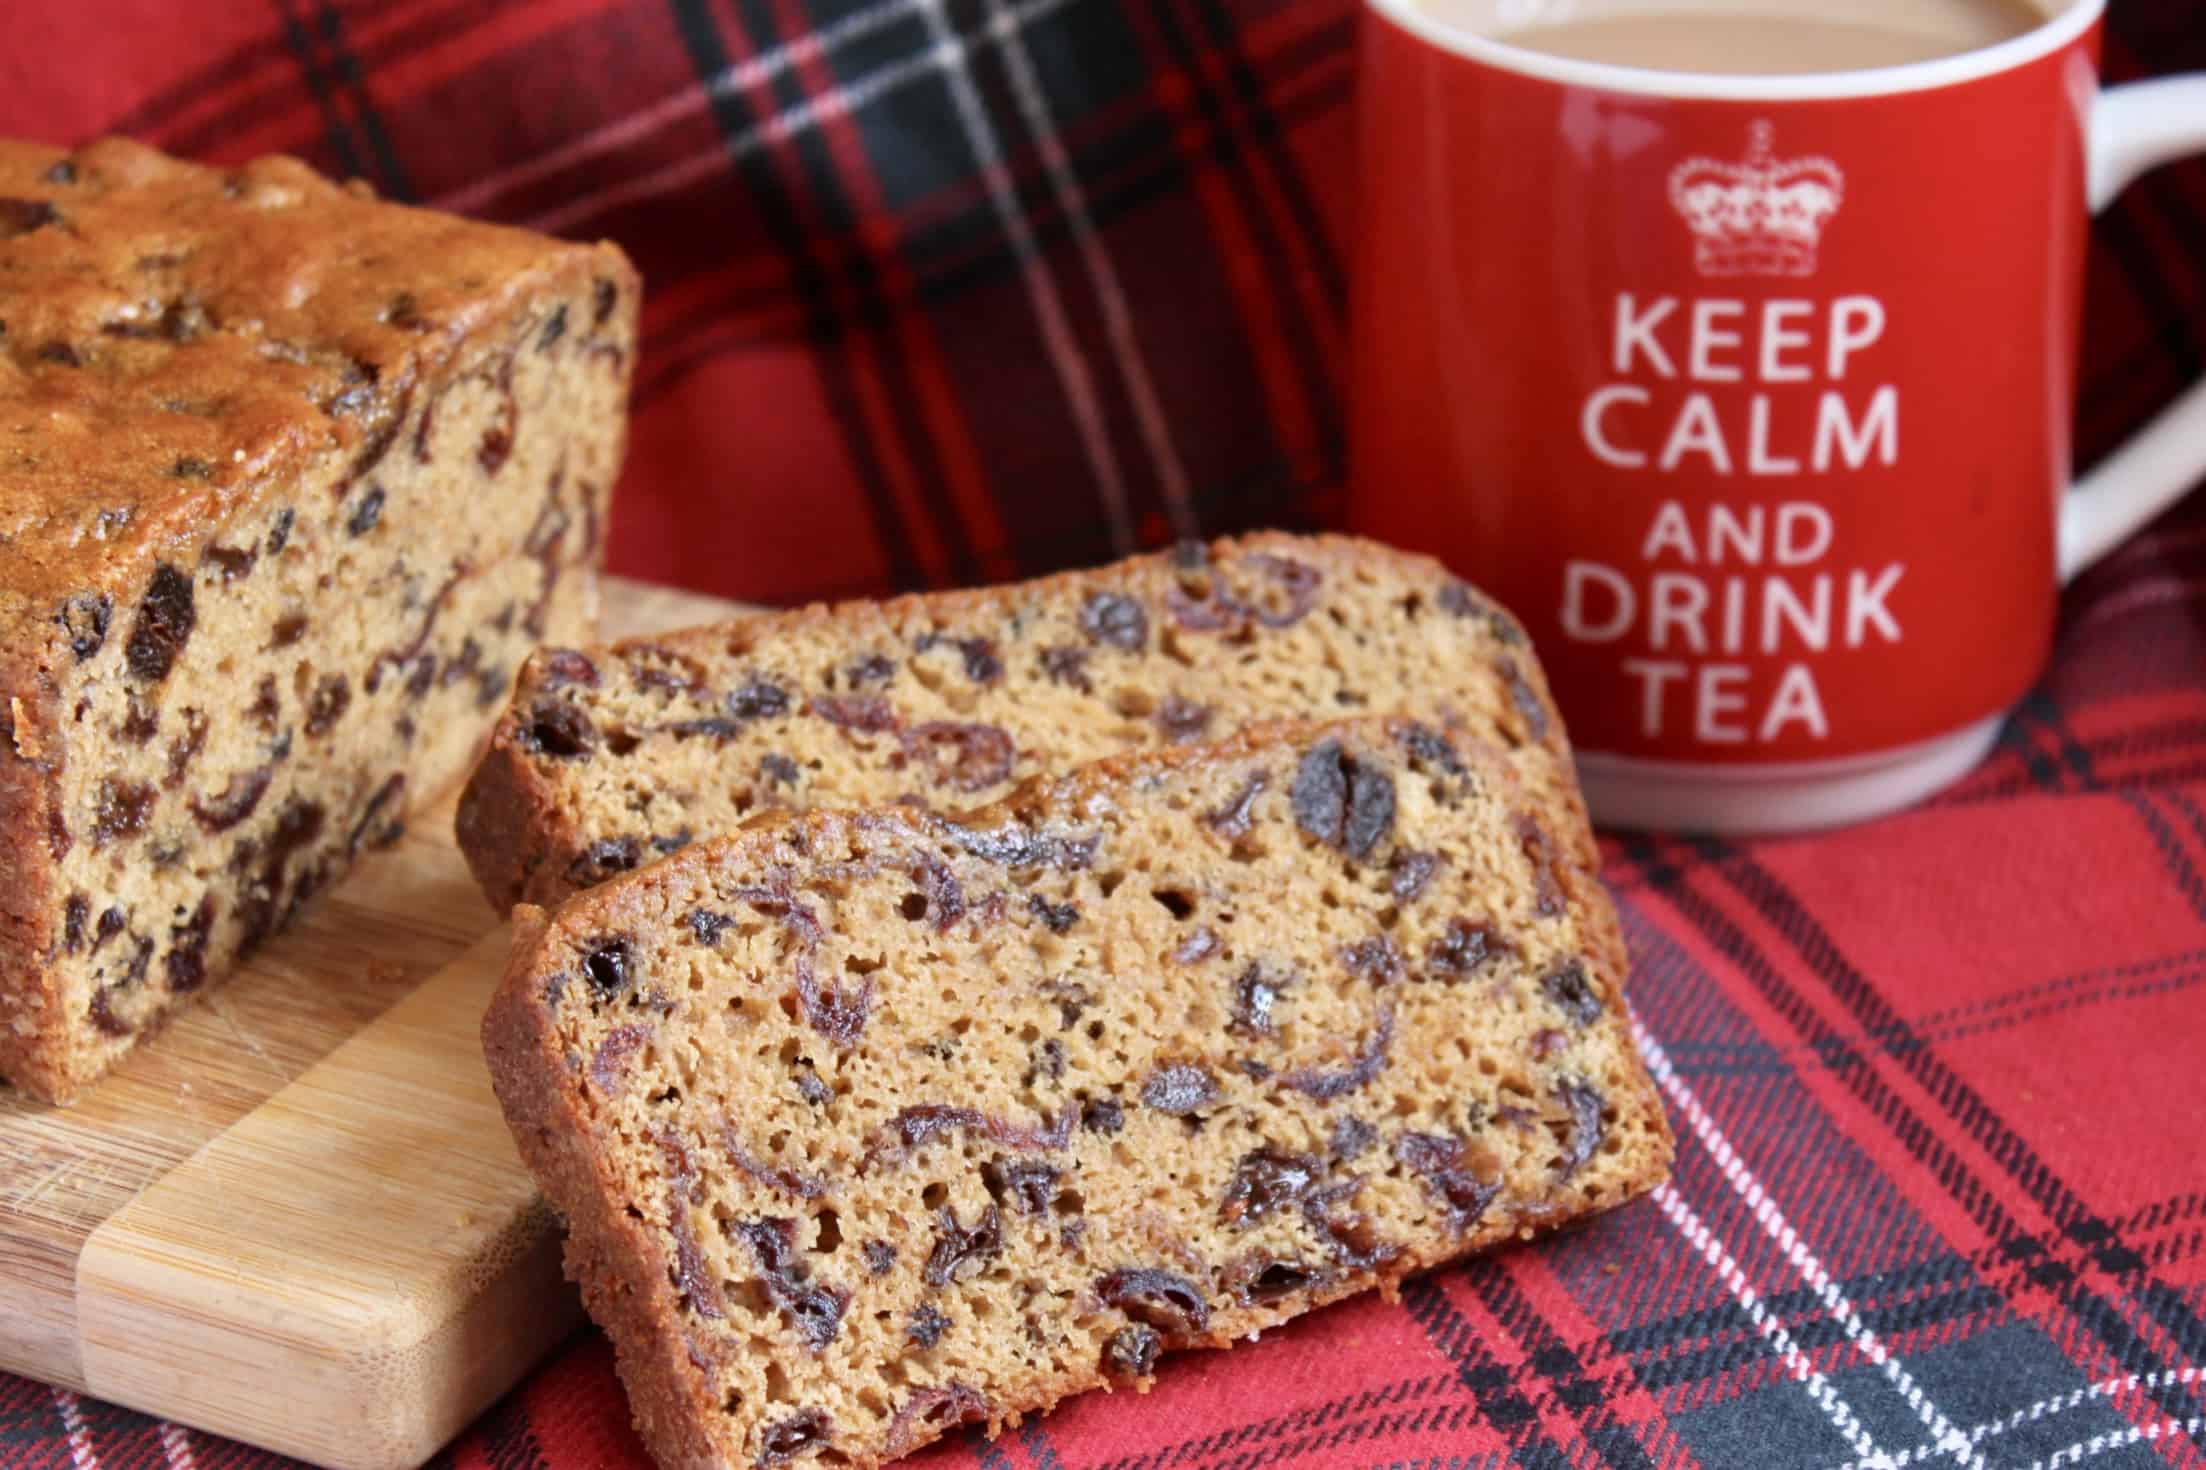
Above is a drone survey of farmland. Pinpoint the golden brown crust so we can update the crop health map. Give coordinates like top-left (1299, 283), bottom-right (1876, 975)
top-left (455, 703), bottom-right (581, 917)
top-left (0, 136), bottom-right (633, 635)
top-left (458, 530), bottom-right (1569, 918)
top-left (485, 906), bottom-right (728, 1470)
top-left (486, 716), bottom-right (1671, 1468)
top-left (0, 653), bottom-right (64, 1098)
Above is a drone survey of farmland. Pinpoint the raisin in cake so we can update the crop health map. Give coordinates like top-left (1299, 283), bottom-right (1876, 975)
top-left (0, 136), bottom-right (636, 1102)
top-left (484, 717), bottom-right (1672, 1470)
top-left (459, 532), bottom-right (1577, 916)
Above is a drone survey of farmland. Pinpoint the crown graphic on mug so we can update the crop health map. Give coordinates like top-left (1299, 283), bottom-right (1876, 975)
top-left (1667, 121), bottom-right (1845, 277)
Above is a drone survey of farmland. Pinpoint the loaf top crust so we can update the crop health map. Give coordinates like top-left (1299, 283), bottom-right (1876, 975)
top-left (0, 136), bottom-right (635, 640)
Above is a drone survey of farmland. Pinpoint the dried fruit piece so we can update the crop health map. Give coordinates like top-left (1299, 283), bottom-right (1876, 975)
top-left (1555, 1078), bottom-right (1605, 1180)
top-left (1102, 1324), bottom-right (1161, 1380)
top-left (1389, 850), bottom-right (1440, 901)
top-left (539, 650), bottom-right (601, 689)
top-left (1396, 721), bottom-right (1468, 776)
top-left (1079, 593), bottom-right (1148, 650)
top-left (984, 1158), bottom-right (1061, 1216)
top-left (0, 197), bottom-right (59, 237)
top-left (189, 764), bottom-right (274, 833)
top-left (1426, 918), bottom-right (1507, 981)
top-left (1225, 1253), bottom-right (1330, 1305)
top-left (810, 693), bottom-right (896, 733)
top-left (1228, 963), bottom-right (1284, 1038)
top-left (58, 592), bottom-right (112, 660)
top-left (1219, 1148), bottom-right (1320, 1226)
top-left (1280, 1004), bottom-right (1394, 1101)
top-left (1141, 1061), bottom-right (1218, 1115)
top-left (1205, 771), bottom-right (1267, 838)
top-left (1497, 657), bottom-right (1550, 741)
top-left (1516, 813), bottom-right (1566, 917)
top-left (305, 674), bottom-right (351, 737)
top-left (91, 778), bottom-right (155, 848)
top-left (1038, 645), bottom-right (1091, 691)
top-left (883, 1387), bottom-right (989, 1457)
top-left (903, 722), bottom-right (1015, 792)
top-left (1291, 740), bottom-right (1395, 861)
top-left (906, 1304), bottom-right (951, 1347)
top-left (125, 564), bottom-right (196, 683)
top-left (923, 1204), bottom-right (1002, 1286)
top-left (582, 939), bottom-right (634, 998)
top-left (566, 837), bottom-right (641, 887)
top-left (1027, 895), bottom-right (1079, 933)
top-left (164, 895), bottom-right (218, 992)
top-left (1097, 1267), bottom-right (1209, 1337)
top-left (346, 486), bottom-right (385, 536)
top-left (1154, 695), bottom-right (1214, 743)
top-left (1542, 959), bottom-right (1601, 1027)
top-left (1340, 936), bottom-right (1403, 982)
top-left (728, 677), bottom-right (792, 721)
top-left (1392, 1131), bottom-right (1500, 1233)
top-left (915, 632), bottom-right (1004, 684)
top-left (517, 701), bottom-right (595, 758)
top-left (757, 1409), bottom-right (833, 1466)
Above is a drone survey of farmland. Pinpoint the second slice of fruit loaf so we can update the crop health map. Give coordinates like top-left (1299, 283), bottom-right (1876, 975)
top-left (457, 532), bottom-right (1583, 916)
top-left (483, 716), bottom-right (1672, 1470)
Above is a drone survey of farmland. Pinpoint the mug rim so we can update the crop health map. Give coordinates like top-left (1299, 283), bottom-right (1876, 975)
top-left (1360, 0), bottom-right (2105, 99)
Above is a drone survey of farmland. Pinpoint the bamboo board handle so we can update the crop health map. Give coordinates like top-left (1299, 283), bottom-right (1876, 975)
top-left (74, 928), bottom-right (577, 1470)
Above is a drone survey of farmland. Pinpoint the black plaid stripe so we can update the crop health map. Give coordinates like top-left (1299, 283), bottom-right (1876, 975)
top-left (1686, 851), bottom-right (2206, 1453)
top-left (664, 0), bottom-right (935, 592)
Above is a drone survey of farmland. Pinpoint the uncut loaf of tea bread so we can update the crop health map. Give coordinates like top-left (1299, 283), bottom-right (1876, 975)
top-left (484, 717), bottom-right (1673, 1470)
top-left (458, 532), bottom-right (1578, 914)
top-left (0, 136), bottom-right (635, 1102)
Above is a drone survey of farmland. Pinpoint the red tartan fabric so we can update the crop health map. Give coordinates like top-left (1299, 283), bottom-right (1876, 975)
top-left (4, 0), bottom-right (2206, 1467)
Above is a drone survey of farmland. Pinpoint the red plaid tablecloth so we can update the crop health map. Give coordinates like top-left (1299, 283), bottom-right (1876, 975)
top-left (5, 0), bottom-right (2206, 1466)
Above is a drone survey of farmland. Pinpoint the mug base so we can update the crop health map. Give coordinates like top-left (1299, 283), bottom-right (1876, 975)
top-left (1576, 713), bottom-right (2005, 836)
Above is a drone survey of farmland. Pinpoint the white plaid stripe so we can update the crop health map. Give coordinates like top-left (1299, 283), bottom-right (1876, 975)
top-left (912, 0), bottom-right (1139, 552)
top-left (1636, 1014), bottom-right (1988, 1470)
top-left (1832, 1366), bottom-right (2206, 1470)
top-left (2028, 1412), bottom-right (2206, 1470)
top-left (159, 1420), bottom-right (196, 1470)
top-left (51, 1386), bottom-right (99, 1470)
top-left (979, 0), bottom-right (1200, 539)
top-left (1650, 1179), bottom-right (1892, 1465)
top-left (434, 0), bottom-right (922, 219)
top-left (515, 0), bottom-right (1081, 239)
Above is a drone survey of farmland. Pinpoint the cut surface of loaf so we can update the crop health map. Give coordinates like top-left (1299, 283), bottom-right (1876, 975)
top-left (0, 135), bottom-right (636, 1101)
top-left (484, 717), bottom-right (1672, 1470)
top-left (458, 532), bottom-right (1576, 916)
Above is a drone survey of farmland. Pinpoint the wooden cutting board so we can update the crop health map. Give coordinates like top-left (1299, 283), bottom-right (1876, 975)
top-left (0, 576), bottom-right (745, 1470)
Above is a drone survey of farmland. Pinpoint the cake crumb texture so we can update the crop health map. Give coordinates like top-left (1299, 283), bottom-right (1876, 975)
top-left (459, 531), bottom-right (1582, 919)
top-left (485, 717), bottom-right (1672, 1470)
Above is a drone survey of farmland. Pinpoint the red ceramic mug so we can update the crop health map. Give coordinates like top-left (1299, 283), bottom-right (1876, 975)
top-left (1350, 0), bottom-right (2206, 832)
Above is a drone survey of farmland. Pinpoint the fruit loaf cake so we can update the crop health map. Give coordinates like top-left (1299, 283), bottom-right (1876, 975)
top-left (458, 531), bottom-right (1580, 915)
top-left (484, 716), bottom-right (1672, 1470)
top-left (0, 136), bottom-right (636, 1102)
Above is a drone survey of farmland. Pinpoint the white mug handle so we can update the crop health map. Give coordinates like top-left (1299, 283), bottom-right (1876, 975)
top-left (2060, 74), bottom-right (2206, 582)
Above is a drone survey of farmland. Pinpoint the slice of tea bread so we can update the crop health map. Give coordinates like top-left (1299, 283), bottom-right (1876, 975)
top-left (457, 532), bottom-right (1579, 916)
top-left (484, 717), bottom-right (1671, 1470)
